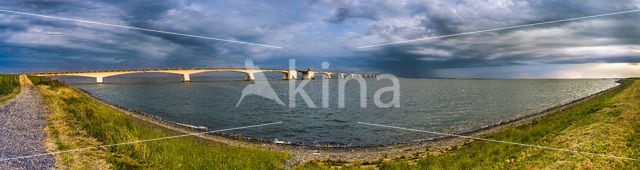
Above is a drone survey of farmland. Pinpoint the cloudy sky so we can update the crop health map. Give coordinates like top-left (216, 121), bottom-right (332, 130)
top-left (1, 0), bottom-right (639, 78)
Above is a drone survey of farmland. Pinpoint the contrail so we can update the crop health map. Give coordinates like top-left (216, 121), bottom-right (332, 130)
top-left (358, 122), bottom-right (640, 162)
top-left (0, 122), bottom-right (282, 162)
top-left (0, 9), bottom-right (282, 48)
top-left (357, 9), bottom-right (640, 48)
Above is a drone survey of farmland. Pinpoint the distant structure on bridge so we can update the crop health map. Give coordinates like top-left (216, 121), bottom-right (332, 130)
top-left (29, 68), bottom-right (378, 84)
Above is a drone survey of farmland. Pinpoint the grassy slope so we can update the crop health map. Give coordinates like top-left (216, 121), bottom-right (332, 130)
top-left (301, 78), bottom-right (640, 169)
top-left (0, 74), bottom-right (20, 103)
top-left (28, 76), bottom-right (290, 169)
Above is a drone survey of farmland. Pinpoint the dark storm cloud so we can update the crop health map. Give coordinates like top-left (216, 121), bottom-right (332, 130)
top-left (324, 7), bottom-right (352, 24)
top-left (0, 0), bottom-right (288, 72)
top-left (419, 16), bottom-right (459, 36)
top-left (17, 0), bottom-right (68, 10)
top-left (335, 0), bottom-right (640, 77)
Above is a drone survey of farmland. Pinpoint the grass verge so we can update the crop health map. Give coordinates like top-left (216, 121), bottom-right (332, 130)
top-left (27, 75), bottom-right (291, 169)
top-left (301, 78), bottom-right (640, 169)
top-left (0, 73), bottom-right (20, 103)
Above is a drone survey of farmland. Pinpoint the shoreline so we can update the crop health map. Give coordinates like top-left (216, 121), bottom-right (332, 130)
top-left (69, 80), bottom-right (623, 166)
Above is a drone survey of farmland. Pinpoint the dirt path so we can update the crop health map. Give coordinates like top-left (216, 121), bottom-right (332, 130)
top-left (0, 75), bottom-right (55, 169)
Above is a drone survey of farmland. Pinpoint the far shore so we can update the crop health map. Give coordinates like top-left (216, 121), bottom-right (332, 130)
top-left (67, 78), bottom-right (624, 166)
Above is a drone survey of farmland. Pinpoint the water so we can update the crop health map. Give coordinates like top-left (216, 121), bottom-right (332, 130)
top-left (57, 75), bottom-right (619, 146)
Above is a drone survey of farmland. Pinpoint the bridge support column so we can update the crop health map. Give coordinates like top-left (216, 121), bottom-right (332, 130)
top-left (282, 70), bottom-right (298, 80)
top-left (245, 72), bottom-right (255, 81)
top-left (302, 71), bottom-right (315, 79)
top-left (96, 76), bottom-right (104, 84)
top-left (291, 70), bottom-right (298, 80)
top-left (323, 73), bottom-right (332, 79)
top-left (181, 74), bottom-right (191, 82)
top-left (338, 74), bottom-right (344, 79)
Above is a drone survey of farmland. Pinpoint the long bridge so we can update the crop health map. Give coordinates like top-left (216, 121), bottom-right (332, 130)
top-left (29, 68), bottom-right (378, 83)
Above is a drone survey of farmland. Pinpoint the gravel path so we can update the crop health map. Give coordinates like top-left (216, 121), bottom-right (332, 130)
top-left (0, 75), bottom-right (55, 169)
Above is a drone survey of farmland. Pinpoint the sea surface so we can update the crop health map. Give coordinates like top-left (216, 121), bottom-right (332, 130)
top-left (57, 75), bottom-right (619, 146)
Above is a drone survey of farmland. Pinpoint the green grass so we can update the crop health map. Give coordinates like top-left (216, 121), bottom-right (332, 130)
top-left (302, 78), bottom-right (640, 169)
top-left (0, 73), bottom-right (20, 103)
top-left (28, 75), bottom-right (65, 89)
top-left (28, 76), bottom-right (291, 169)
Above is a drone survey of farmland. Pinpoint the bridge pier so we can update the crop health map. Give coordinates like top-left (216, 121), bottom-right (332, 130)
top-left (181, 74), bottom-right (191, 82)
top-left (96, 76), bottom-right (104, 84)
top-left (302, 71), bottom-right (315, 79)
top-left (323, 73), bottom-right (332, 79)
top-left (282, 70), bottom-right (298, 80)
top-left (245, 72), bottom-right (255, 81)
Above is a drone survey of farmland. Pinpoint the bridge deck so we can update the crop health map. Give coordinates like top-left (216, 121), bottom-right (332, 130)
top-left (25, 68), bottom-right (377, 83)
top-left (28, 68), bottom-right (357, 75)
